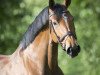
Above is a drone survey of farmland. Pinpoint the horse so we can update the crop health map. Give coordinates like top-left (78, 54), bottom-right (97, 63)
top-left (0, 0), bottom-right (80, 75)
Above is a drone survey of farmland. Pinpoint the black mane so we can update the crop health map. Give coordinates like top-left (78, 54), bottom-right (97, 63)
top-left (19, 7), bottom-right (48, 50)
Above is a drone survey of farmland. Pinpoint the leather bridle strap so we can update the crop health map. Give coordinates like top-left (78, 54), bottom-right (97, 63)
top-left (51, 22), bottom-right (74, 43)
top-left (50, 20), bottom-right (61, 43)
top-left (49, 13), bottom-right (75, 44)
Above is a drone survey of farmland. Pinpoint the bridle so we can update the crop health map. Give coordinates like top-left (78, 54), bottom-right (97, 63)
top-left (49, 12), bottom-right (76, 46)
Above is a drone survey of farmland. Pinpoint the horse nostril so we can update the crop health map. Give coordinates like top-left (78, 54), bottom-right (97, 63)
top-left (77, 45), bottom-right (81, 53)
top-left (67, 47), bottom-right (72, 54)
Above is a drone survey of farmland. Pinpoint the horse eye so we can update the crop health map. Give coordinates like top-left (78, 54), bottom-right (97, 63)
top-left (53, 22), bottom-right (58, 25)
top-left (63, 13), bottom-right (67, 17)
top-left (63, 13), bottom-right (68, 19)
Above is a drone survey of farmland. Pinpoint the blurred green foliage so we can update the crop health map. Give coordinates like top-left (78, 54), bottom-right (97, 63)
top-left (0, 0), bottom-right (48, 54)
top-left (0, 0), bottom-right (100, 75)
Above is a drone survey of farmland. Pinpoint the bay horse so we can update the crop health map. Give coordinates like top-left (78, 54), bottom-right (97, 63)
top-left (0, 0), bottom-right (80, 75)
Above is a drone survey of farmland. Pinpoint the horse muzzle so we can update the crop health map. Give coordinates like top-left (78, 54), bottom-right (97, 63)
top-left (63, 45), bottom-right (81, 58)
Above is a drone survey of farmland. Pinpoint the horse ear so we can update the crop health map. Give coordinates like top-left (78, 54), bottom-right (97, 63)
top-left (49, 0), bottom-right (55, 8)
top-left (64, 0), bottom-right (71, 8)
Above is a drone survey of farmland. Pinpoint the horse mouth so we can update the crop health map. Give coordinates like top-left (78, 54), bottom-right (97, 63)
top-left (67, 52), bottom-right (79, 58)
top-left (63, 45), bottom-right (81, 58)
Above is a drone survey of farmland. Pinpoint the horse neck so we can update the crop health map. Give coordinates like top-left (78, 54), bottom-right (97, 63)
top-left (23, 26), bottom-right (49, 64)
top-left (15, 26), bottom-right (58, 73)
top-left (23, 27), bottom-right (58, 67)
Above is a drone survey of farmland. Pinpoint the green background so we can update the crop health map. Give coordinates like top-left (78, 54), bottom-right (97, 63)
top-left (0, 0), bottom-right (100, 75)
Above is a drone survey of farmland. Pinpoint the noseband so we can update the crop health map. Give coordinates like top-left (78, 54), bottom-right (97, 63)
top-left (49, 12), bottom-right (76, 44)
